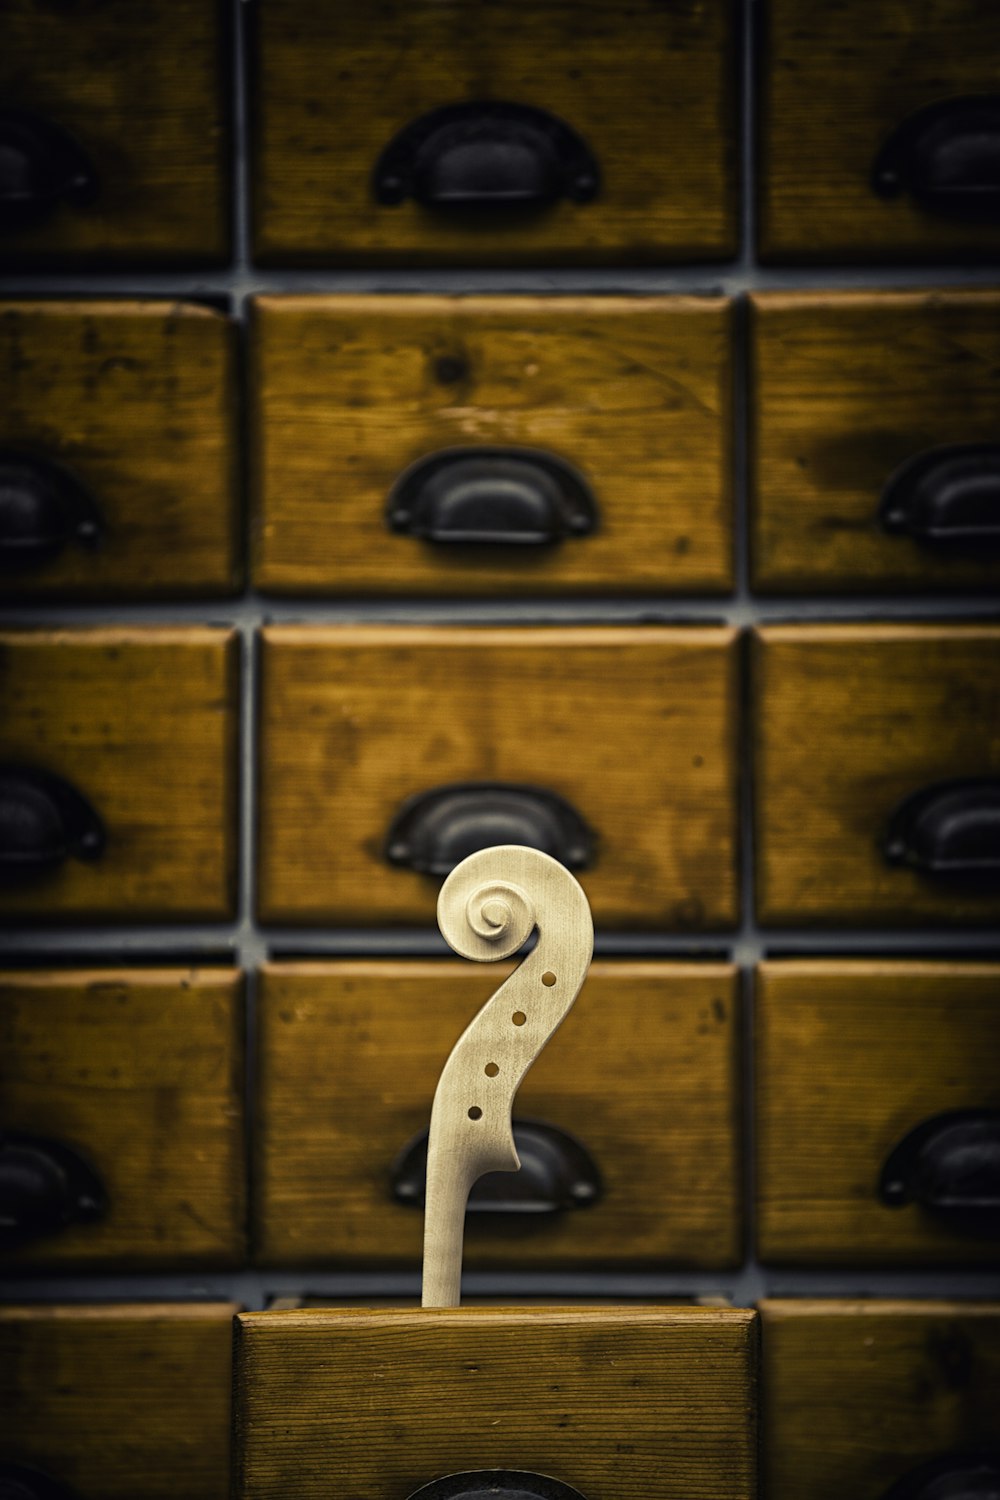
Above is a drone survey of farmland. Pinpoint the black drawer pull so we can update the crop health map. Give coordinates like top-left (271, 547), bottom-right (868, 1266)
top-left (373, 102), bottom-right (599, 211)
top-left (882, 780), bottom-right (1000, 880)
top-left (879, 1110), bottom-right (1000, 1237)
top-left (0, 766), bottom-right (105, 879)
top-left (879, 445), bottom-right (1000, 551)
top-left (393, 1119), bottom-right (601, 1214)
top-left (881, 1453), bottom-right (1000, 1500)
top-left (0, 452), bottom-right (103, 571)
top-left (872, 95), bottom-right (1000, 222)
top-left (385, 783), bottom-right (594, 878)
top-left (388, 448), bottom-right (597, 546)
top-left (408, 1471), bottom-right (588, 1500)
top-left (0, 108), bottom-right (97, 230)
top-left (0, 1132), bottom-right (106, 1249)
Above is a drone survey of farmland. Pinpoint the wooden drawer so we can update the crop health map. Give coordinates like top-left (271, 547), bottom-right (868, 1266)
top-left (0, 628), bottom-right (239, 921)
top-left (753, 624), bottom-right (1000, 927)
top-left (0, 301), bottom-right (240, 599)
top-left (756, 960), bottom-right (1000, 1264)
top-left (750, 292), bottom-right (1000, 594)
top-left (251, 2), bottom-right (737, 266)
top-left (760, 1300), bottom-right (1000, 1500)
top-left (0, 967), bottom-right (245, 1268)
top-left (1, 1), bottom-right (229, 266)
top-left (255, 960), bottom-right (741, 1268)
top-left (759, 0), bottom-right (1000, 262)
top-left (257, 626), bottom-right (741, 930)
top-left (233, 1305), bottom-right (757, 1499)
top-left (251, 295), bottom-right (733, 597)
top-left (0, 1302), bottom-right (236, 1500)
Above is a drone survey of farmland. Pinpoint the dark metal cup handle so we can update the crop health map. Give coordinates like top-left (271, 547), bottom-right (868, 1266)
top-left (407, 1472), bottom-right (589, 1500)
top-left (387, 448), bottom-right (598, 546)
top-left (879, 1110), bottom-right (1000, 1238)
top-left (872, 95), bottom-right (1000, 222)
top-left (385, 783), bottom-right (594, 878)
top-left (393, 1118), bottom-right (601, 1214)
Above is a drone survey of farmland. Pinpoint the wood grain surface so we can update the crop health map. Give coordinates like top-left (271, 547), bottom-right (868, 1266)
top-left (759, 0), bottom-right (1000, 261)
top-left (251, 0), bottom-right (737, 264)
top-left (254, 960), bottom-right (742, 1268)
top-left (0, 301), bottom-right (240, 598)
top-left (0, 1302), bottom-right (237, 1499)
top-left (251, 295), bottom-right (733, 595)
top-left (257, 625), bottom-right (741, 929)
top-left (0, 628), bottom-right (239, 920)
top-left (233, 1305), bottom-right (757, 1499)
top-left (760, 1300), bottom-right (1000, 1500)
top-left (750, 291), bottom-right (1000, 592)
top-left (0, 967), bottom-right (246, 1267)
top-left (753, 623), bottom-right (1000, 926)
top-left (1, 0), bottom-right (229, 265)
top-left (756, 959), bottom-right (1000, 1263)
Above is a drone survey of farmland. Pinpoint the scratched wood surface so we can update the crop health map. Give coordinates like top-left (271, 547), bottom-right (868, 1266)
top-left (750, 291), bottom-right (1000, 592)
top-left (0, 301), bottom-right (240, 598)
top-left (753, 623), bottom-right (1000, 926)
top-left (759, 0), bottom-right (1000, 261)
top-left (251, 295), bottom-right (733, 595)
top-left (0, 967), bottom-right (246, 1267)
top-left (760, 1300), bottom-right (1000, 1500)
top-left (254, 960), bottom-right (742, 1268)
top-left (0, 628), bottom-right (239, 920)
top-left (233, 1305), bottom-right (757, 1499)
top-left (0, 1302), bottom-right (237, 1499)
top-left (257, 625), bottom-right (741, 929)
top-left (251, 0), bottom-right (737, 264)
top-left (756, 959), bottom-right (1000, 1263)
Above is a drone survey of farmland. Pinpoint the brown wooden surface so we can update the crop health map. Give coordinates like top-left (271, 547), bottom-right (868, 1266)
top-left (0, 301), bottom-right (240, 599)
top-left (251, 1), bottom-right (737, 265)
top-left (759, 0), bottom-right (1000, 261)
top-left (233, 1305), bottom-right (757, 1499)
top-left (257, 625), bottom-right (741, 928)
top-left (251, 295), bottom-right (733, 596)
top-left (750, 291), bottom-right (1000, 593)
top-left (0, 628), bottom-right (239, 920)
top-left (760, 1300), bottom-right (1000, 1500)
top-left (0, 1302), bottom-right (236, 1499)
top-left (753, 623), bottom-right (1000, 926)
top-left (756, 960), bottom-right (1000, 1264)
top-left (1, 1), bottom-right (229, 265)
top-left (0, 967), bottom-right (246, 1267)
top-left (254, 960), bottom-right (742, 1267)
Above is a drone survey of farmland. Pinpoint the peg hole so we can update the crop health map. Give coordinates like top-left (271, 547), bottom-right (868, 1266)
top-left (542, 971), bottom-right (557, 987)
top-left (468, 1106), bottom-right (482, 1120)
top-left (484, 1062), bottom-right (500, 1077)
top-left (512, 1011), bottom-right (527, 1026)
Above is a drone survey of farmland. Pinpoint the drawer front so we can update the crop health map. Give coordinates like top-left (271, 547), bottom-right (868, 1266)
top-left (0, 302), bottom-right (240, 599)
top-left (753, 624), bottom-right (1000, 926)
top-left (759, 0), bottom-right (1000, 262)
top-left (1, 1), bottom-right (229, 265)
top-left (0, 967), bottom-right (245, 1267)
top-left (0, 1302), bottom-right (235, 1500)
top-left (255, 960), bottom-right (741, 1268)
top-left (0, 628), bottom-right (239, 920)
top-left (233, 1306), bottom-right (757, 1499)
top-left (756, 960), bottom-right (1000, 1263)
top-left (252, 296), bottom-right (733, 596)
top-left (251, 2), bottom-right (737, 265)
top-left (257, 626), bottom-right (741, 929)
top-left (761, 1300), bottom-right (1000, 1500)
top-left (750, 292), bottom-right (1000, 594)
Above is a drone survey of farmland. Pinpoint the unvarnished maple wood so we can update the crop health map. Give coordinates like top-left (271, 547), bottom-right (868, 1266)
top-left (0, 968), bottom-right (246, 1267)
top-left (756, 960), bottom-right (1000, 1263)
top-left (257, 625), bottom-right (741, 929)
top-left (760, 1300), bottom-right (1000, 1500)
top-left (750, 291), bottom-right (1000, 592)
top-left (252, 1), bottom-right (737, 265)
top-left (0, 628), bottom-right (239, 920)
top-left (759, 0), bottom-right (1000, 262)
top-left (251, 295), bottom-right (733, 595)
top-left (1, 1), bottom-right (229, 265)
top-left (753, 624), bottom-right (1000, 926)
top-left (0, 301), bottom-right (240, 599)
top-left (0, 1302), bottom-right (237, 1500)
top-left (254, 961), bottom-right (742, 1267)
top-left (233, 1306), bottom-right (757, 1499)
